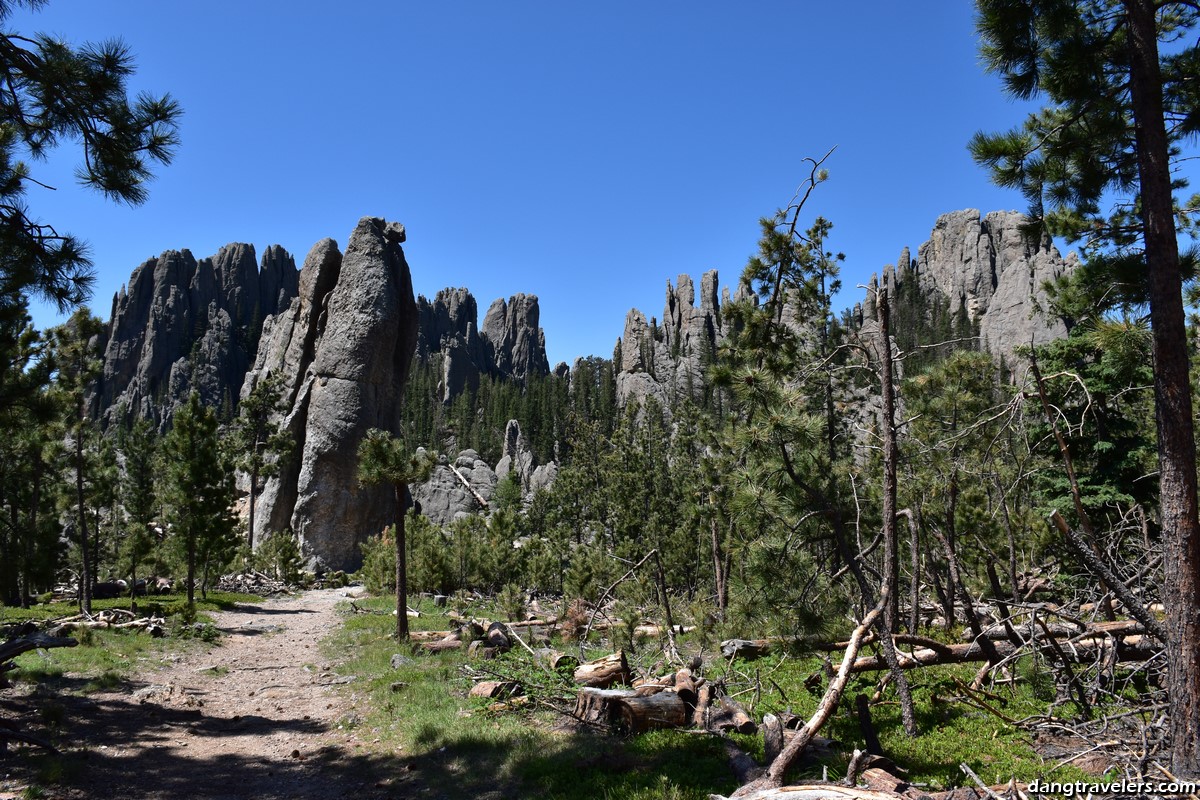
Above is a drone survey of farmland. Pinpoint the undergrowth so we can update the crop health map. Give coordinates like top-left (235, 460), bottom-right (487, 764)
top-left (326, 593), bottom-right (1102, 798)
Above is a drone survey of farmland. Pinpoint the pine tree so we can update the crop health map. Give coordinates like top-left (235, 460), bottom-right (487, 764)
top-left (972, 0), bottom-right (1200, 772)
top-left (163, 393), bottom-right (235, 607)
top-left (47, 309), bottom-right (104, 613)
top-left (117, 417), bottom-right (158, 612)
top-left (0, 0), bottom-right (180, 313)
top-left (356, 430), bottom-right (436, 639)
top-left (230, 371), bottom-right (293, 549)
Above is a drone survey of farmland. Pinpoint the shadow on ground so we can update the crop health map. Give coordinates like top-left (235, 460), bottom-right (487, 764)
top-left (1, 687), bottom-right (743, 800)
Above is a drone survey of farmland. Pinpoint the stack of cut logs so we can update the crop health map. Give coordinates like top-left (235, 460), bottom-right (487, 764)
top-left (572, 656), bottom-right (757, 736)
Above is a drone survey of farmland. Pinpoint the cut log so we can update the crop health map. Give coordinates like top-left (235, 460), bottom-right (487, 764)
top-left (763, 713), bottom-right (784, 765)
top-left (614, 691), bottom-right (689, 734)
top-left (485, 622), bottom-right (511, 650)
top-left (533, 648), bottom-right (579, 674)
top-left (573, 687), bottom-right (635, 724)
top-left (721, 638), bottom-right (773, 660)
top-left (469, 680), bottom-right (522, 699)
top-left (573, 650), bottom-right (632, 688)
top-left (420, 637), bottom-right (464, 654)
top-left (674, 668), bottom-right (698, 707)
top-left (467, 640), bottom-right (500, 660)
top-left (693, 683), bottom-right (716, 728)
top-left (710, 695), bottom-right (757, 734)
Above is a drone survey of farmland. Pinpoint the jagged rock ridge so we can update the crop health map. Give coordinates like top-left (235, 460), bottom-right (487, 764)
top-left (95, 243), bottom-right (298, 427)
top-left (416, 288), bottom-right (551, 402)
top-left (615, 210), bottom-right (1073, 412)
top-left (854, 209), bottom-right (1072, 361)
top-left (615, 270), bottom-right (745, 413)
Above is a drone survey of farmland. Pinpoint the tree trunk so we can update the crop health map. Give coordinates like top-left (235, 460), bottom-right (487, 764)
top-left (711, 514), bottom-right (728, 615)
top-left (186, 522), bottom-right (196, 607)
top-left (878, 286), bottom-right (900, 634)
top-left (1124, 0), bottom-right (1200, 776)
top-left (395, 484), bottom-right (410, 640)
top-left (248, 460), bottom-right (259, 550)
top-left (74, 414), bottom-right (92, 614)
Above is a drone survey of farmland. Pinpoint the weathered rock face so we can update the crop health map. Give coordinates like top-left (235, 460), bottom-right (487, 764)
top-left (495, 419), bottom-right (535, 490)
top-left (617, 210), bottom-right (1073, 413)
top-left (615, 270), bottom-right (742, 413)
top-left (856, 209), bottom-right (1071, 362)
top-left (243, 217), bottom-right (418, 570)
top-left (95, 243), bottom-right (298, 428)
top-left (415, 288), bottom-right (550, 402)
top-left (481, 293), bottom-right (550, 382)
top-left (411, 449), bottom-right (497, 527)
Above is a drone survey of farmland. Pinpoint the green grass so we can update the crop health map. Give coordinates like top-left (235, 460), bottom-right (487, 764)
top-left (326, 595), bottom-right (1113, 798)
top-left (4, 591), bottom-right (261, 695)
top-left (0, 590), bottom-right (262, 626)
top-left (325, 594), bottom-right (738, 800)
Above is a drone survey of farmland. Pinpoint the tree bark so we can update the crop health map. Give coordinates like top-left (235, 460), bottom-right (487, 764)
top-left (395, 484), bottom-right (410, 640)
top-left (878, 286), bottom-right (900, 634)
top-left (1124, 0), bottom-right (1200, 776)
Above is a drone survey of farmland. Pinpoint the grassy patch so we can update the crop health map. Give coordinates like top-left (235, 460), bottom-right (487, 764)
top-left (4, 591), bottom-right (260, 695)
top-left (325, 594), bottom-right (737, 799)
top-left (0, 591), bottom-right (261, 626)
top-left (327, 595), bottom-right (1109, 797)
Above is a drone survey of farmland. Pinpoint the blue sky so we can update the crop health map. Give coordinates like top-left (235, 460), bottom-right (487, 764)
top-left (17, 1), bottom-right (1053, 365)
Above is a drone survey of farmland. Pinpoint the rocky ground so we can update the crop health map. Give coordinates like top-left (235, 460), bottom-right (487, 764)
top-left (1, 588), bottom-right (412, 800)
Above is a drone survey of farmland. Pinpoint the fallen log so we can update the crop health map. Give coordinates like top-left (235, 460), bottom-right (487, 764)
top-left (615, 691), bottom-right (689, 734)
top-left (848, 634), bottom-right (1158, 672)
top-left (693, 683), bottom-right (716, 728)
top-left (710, 695), bottom-right (757, 734)
top-left (574, 650), bottom-right (631, 688)
top-left (673, 668), bottom-right (697, 706)
top-left (721, 639), bottom-right (773, 660)
top-left (485, 622), bottom-right (511, 650)
top-left (0, 633), bottom-right (78, 664)
top-left (533, 648), bottom-right (579, 674)
top-left (420, 637), bottom-right (464, 654)
top-left (469, 680), bottom-right (522, 699)
top-left (574, 686), bottom-right (635, 724)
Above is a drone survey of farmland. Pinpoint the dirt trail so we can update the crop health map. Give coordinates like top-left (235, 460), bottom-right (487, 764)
top-left (4, 588), bottom-right (403, 800)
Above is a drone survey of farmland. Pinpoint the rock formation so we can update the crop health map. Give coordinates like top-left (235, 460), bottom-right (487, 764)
top-left (241, 217), bottom-right (418, 569)
top-left (95, 244), bottom-right (298, 428)
top-left (415, 289), bottom-right (550, 402)
top-left (412, 449), bottom-right (498, 527)
top-left (615, 210), bottom-right (1073, 413)
top-left (855, 209), bottom-right (1071, 362)
top-left (615, 270), bottom-right (745, 413)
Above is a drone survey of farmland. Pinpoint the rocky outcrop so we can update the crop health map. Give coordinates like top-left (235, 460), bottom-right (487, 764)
top-left (95, 243), bottom-right (298, 428)
top-left (856, 209), bottom-right (1071, 362)
top-left (243, 217), bottom-right (418, 570)
top-left (495, 419), bottom-right (535, 490)
top-left (615, 270), bottom-right (742, 412)
top-left (412, 449), bottom-right (498, 527)
top-left (415, 288), bottom-right (550, 402)
top-left (481, 293), bottom-right (550, 382)
top-left (411, 420), bottom-right (559, 527)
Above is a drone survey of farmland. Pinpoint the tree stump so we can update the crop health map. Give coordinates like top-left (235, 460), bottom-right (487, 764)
top-left (573, 687), bottom-right (635, 724)
top-left (614, 691), bottom-right (689, 734)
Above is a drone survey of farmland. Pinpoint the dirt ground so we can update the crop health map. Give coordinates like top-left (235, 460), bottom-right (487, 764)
top-left (1, 588), bottom-right (415, 800)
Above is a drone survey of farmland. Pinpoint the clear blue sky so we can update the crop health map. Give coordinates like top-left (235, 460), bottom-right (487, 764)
top-left (18, 1), bottom-right (1053, 365)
